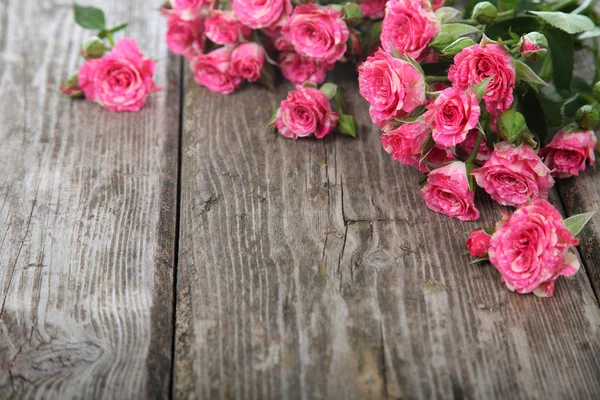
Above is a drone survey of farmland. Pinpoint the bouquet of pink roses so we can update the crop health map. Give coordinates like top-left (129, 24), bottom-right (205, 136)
top-left (62, 0), bottom-right (600, 297)
top-left (158, 0), bottom-right (599, 297)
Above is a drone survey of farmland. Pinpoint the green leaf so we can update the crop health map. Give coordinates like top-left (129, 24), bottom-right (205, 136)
top-left (267, 109), bottom-right (278, 130)
top-left (483, 226), bottom-right (496, 236)
top-left (532, 86), bottom-right (565, 127)
top-left (529, 11), bottom-right (594, 34)
top-left (522, 89), bottom-right (548, 140)
top-left (498, 110), bottom-right (528, 144)
top-left (434, 7), bottom-right (461, 23)
top-left (108, 22), bottom-right (128, 34)
top-left (471, 76), bottom-right (493, 102)
top-left (578, 27), bottom-right (600, 40)
top-left (74, 4), bottom-right (106, 30)
top-left (338, 114), bottom-right (357, 138)
top-left (564, 211), bottom-right (596, 237)
top-left (440, 23), bottom-right (481, 38)
top-left (514, 60), bottom-right (547, 86)
top-left (319, 83), bottom-right (338, 100)
top-left (546, 26), bottom-right (574, 92)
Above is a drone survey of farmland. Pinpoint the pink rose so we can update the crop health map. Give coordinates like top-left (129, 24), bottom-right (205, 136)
top-left (78, 38), bottom-right (160, 112)
top-left (431, 0), bottom-right (445, 10)
top-left (472, 142), bottom-right (554, 207)
top-left (539, 129), bottom-right (597, 178)
top-left (270, 86), bottom-right (339, 140)
top-left (358, 49), bottom-right (426, 129)
top-left (170, 0), bottom-right (214, 21)
top-left (421, 162), bottom-right (480, 221)
top-left (205, 10), bottom-right (250, 46)
top-left (231, 0), bottom-right (292, 30)
top-left (282, 5), bottom-right (350, 64)
top-left (381, 121), bottom-right (454, 172)
top-left (449, 44), bottom-right (516, 122)
top-left (279, 52), bottom-right (333, 85)
top-left (381, 121), bottom-right (429, 171)
top-left (360, 0), bottom-right (387, 19)
top-left (489, 199), bottom-right (580, 297)
top-left (466, 230), bottom-right (491, 258)
top-left (166, 13), bottom-right (205, 58)
top-left (424, 87), bottom-right (480, 147)
top-left (457, 129), bottom-right (492, 165)
top-left (380, 0), bottom-right (440, 60)
top-left (191, 47), bottom-right (242, 94)
top-left (230, 43), bottom-right (265, 82)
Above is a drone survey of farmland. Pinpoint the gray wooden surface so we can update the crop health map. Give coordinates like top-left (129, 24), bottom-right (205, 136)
top-left (0, 0), bottom-right (179, 398)
top-left (175, 70), bottom-right (600, 399)
top-left (0, 1), bottom-right (599, 399)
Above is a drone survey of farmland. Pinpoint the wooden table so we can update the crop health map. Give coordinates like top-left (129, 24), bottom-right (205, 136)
top-left (1, 1), bottom-right (599, 398)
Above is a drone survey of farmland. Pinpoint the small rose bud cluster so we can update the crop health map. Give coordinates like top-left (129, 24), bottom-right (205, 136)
top-left (61, 5), bottom-right (160, 112)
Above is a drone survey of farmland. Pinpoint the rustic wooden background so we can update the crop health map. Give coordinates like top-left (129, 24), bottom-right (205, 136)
top-left (0, 0), bottom-right (599, 399)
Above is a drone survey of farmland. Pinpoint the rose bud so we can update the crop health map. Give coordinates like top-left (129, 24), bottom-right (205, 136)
top-left (60, 72), bottom-right (83, 98)
top-left (593, 81), bottom-right (600, 102)
top-left (269, 85), bottom-right (339, 140)
top-left (472, 2), bottom-right (497, 25)
top-left (421, 162), bottom-right (480, 222)
top-left (575, 105), bottom-right (600, 130)
top-left (343, 2), bottom-right (364, 27)
top-left (472, 142), bottom-right (554, 207)
top-left (466, 230), bottom-right (491, 258)
top-left (519, 32), bottom-right (548, 62)
top-left (489, 199), bottom-right (580, 297)
top-left (539, 129), bottom-right (597, 178)
top-left (230, 43), bottom-right (265, 82)
top-left (442, 37), bottom-right (476, 56)
top-left (81, 36), bottom-right (106, 59)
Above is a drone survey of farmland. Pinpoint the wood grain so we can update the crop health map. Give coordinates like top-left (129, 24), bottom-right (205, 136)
top-left (554, 50), bottom-right (600, 302)
top-left (556, 171), bottom-right (600, 301)
top-left (0, 0), bottom-right (179, 398)
top-left (176, 69), bottom-right (600, 399)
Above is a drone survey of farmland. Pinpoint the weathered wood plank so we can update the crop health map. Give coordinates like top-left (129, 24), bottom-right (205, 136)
top-left (555, 50), bottom-right (600, 302)
top-left (0, 0), bottom-right (179, 398)
top-left (556, 172), bottom-right (600, 301)
top-left (176, 68), bottom-right (600, 398)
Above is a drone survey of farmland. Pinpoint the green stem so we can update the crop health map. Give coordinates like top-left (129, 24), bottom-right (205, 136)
top-left (457, 18), bottom-right (480, 26)
top-left (493, 10), bottom-right (517, 23)
top-left (538, 55), bottom-right (552, 81)
top-left (106, 32), bottom-right (115, 47)
top-left (426, 76), bottom-right (451, 84)
top-left (466, 131), bottom-right (484, 164)
top-left (579, 92), bottom-right (598, 104)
